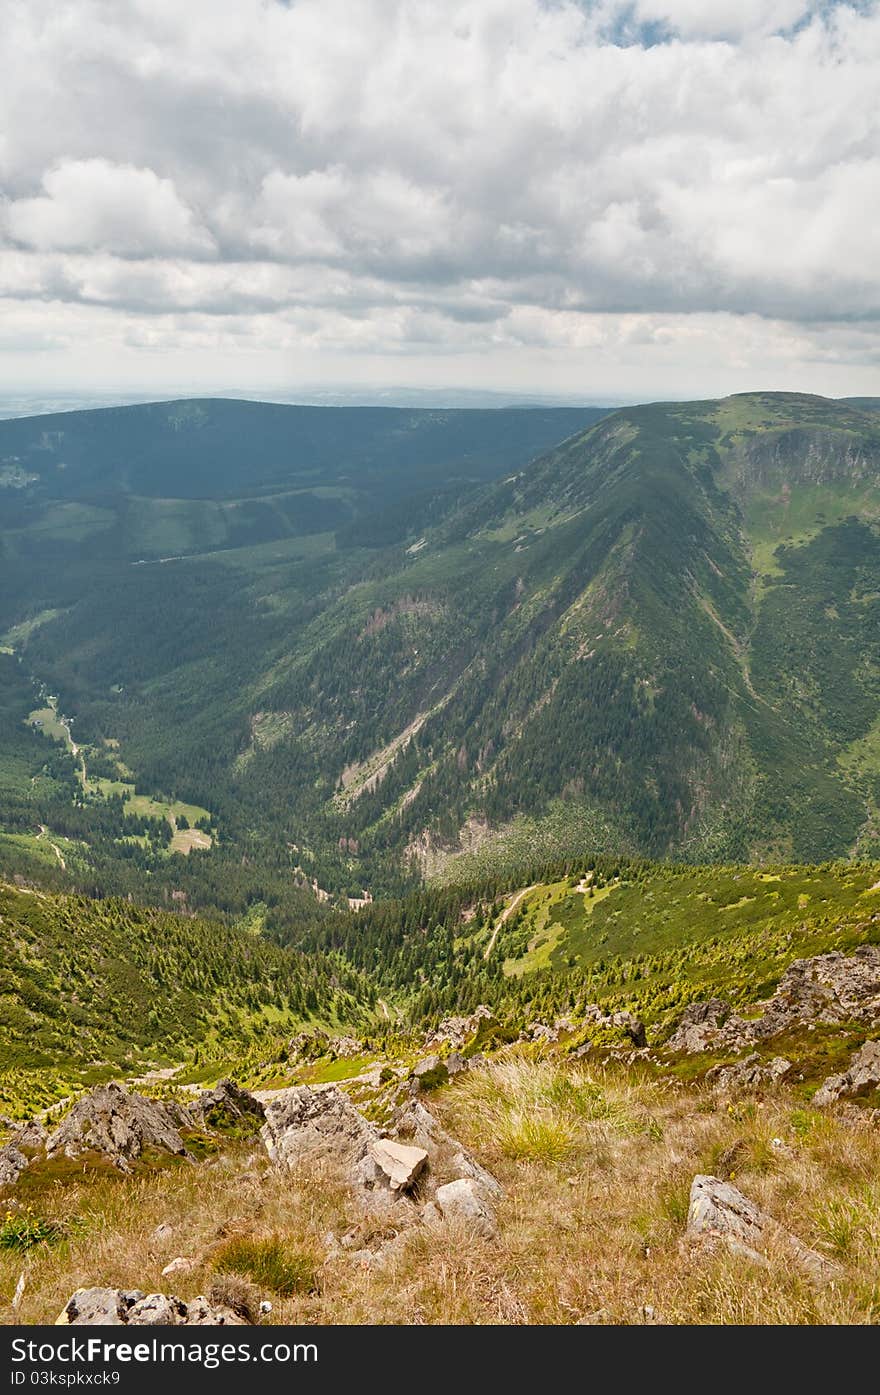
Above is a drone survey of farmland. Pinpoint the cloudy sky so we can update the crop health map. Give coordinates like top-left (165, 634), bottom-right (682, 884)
top-left (1, 0), bottom-right (878, 403)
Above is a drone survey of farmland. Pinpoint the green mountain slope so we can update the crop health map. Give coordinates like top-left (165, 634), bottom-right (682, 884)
top-left (2, 391), bottom-right (880, 913)
top-left (0, 879), bottom-right (374, 1115)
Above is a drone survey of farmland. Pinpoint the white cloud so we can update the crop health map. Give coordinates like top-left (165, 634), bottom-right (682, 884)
top-left (0, 0), bottom-right (876, 394)
top-left (4, 159), bottom-right (213, 256)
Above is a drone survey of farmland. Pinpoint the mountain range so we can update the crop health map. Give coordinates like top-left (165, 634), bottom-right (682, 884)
top-left (2, 390), bottom-right (880, 920)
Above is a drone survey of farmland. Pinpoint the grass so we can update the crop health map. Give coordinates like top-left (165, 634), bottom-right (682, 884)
top-left (213, 1234), bottom-right (319, 1297)
top-left (4, 1055), bottom-right (880, 1324)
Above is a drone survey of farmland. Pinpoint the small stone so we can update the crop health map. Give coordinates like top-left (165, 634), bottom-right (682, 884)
top-left (161, 1257), bottom-right (198, 1278)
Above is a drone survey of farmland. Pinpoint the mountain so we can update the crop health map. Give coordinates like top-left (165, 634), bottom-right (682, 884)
top-left (2, 390), bottom-right (880, 919)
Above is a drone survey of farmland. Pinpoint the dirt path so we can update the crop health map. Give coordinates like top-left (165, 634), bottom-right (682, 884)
top-left (37, 825), bottom-right (66, 870)
top-left (484, 884), bottom-right (537, 960)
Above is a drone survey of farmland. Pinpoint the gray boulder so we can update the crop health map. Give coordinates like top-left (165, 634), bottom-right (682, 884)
top-left (126, 1294), bottom-right (189, 1326)
top-left (261, 1085), bottom-right (378, 1184)
top-left (0, 1145), bottom-right (30, 1189)
top-left (425, 1005), bottom-right (495, 1051)
top-left (190, 1079), bottom-right (265, 1131)
top-left (261, 1084), bottom-right (423, 1201)
top-left (666, 999), bottom-right (731, 1054)
top-left (46, 1084), bottom-right (191, 1172)
top-left (685, 1175), bottom-right (833, 1279)
top-left (423, 1178), bottom-right (498, 1238)
top-left (813, 1040), bottom-right (880, 1107)
top-left (392, 1098), bottom-right (502, 1198)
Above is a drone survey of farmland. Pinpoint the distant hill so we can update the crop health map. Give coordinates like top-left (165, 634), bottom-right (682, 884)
top-left (2, 390), bottom-right (880, 912)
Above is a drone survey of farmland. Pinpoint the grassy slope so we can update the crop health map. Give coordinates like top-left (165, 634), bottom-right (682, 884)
top-left (3, 1056), bottom-right (880, 1326)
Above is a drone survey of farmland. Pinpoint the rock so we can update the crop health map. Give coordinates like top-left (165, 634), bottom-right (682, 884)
top-left (0, 1145), bottom-right (30, 1189)
top-left (180, 1296), bottom-right (246, 1326)
top-left (369, 1139), bottom-right (428, 1192)
top-left (411, 1056), bottom-right (449, 1090)
top-left (446, 1052), bottom-right (468, 1077)
top-left (261, 1085), bottom-right (379, 1186)
top-left (425, 1005), bottom-right (496, 1051)
top-left (685, 1175), bottom-right (833, 1279)
top-left (329, 1035), bottom-right (364, 1059)
top-left (46, 1084), bottom-right (191, 1172)
top-left (610, 1011), bottom-right (647, 1048)
top-left (666, 999), bottom-right (731, 1054)
top-left (706, 1054), bottom-right (792, 1093)
top-left (56, 1289), bottom-right (144, 1326)
top-left (151, 1222), bottom-right (174, 1243)
top-left (127, 1294), bottom-right (189, 1325)
top-left (288, 1030), bottom-right (330, 1062)
top-left (564, 1005), bottom-right (646, 1051)
top-left (0, 1119), bottom-right (48, 1190)
top-left (261, 1084), bottom-right (416, 1207)
top-left (392, 1098), bottom-right (502, 1198)
top-left (424, 1178), bottom-right (498, 1238)
top-left (57, 1288), bottom-right (246, 1326)
top-left (13, 1120), bottom-right (47, 1151)
top-left (813, 1040), bottom-right (880, 1106)
top-left (161, 1257), bottom-right (198, 1278)
top-left (190, 1080), bottom-right (265, 1131)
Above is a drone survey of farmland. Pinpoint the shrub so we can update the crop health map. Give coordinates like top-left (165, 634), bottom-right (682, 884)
top-left (0, 1207), bottom-right (64, 1252)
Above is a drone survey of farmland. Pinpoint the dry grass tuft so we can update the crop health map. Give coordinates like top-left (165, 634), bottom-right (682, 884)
top-left (207, 1273), bottom-right (262, 1323)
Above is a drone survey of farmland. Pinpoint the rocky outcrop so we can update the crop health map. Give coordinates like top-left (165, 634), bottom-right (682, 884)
top-left (521, 1015), bottom-right (577, 1045)
top-left (685, 1175), bottom-right (833, 1279)
top-left (706, 1054), bottom-right (792, 1093)
top-left (411, 1056), bottom-right (449, 1090)
top-left (288, 1031), bottom-right (364, 1062)
top-left (392, 1098), bottom-right (502, 1198)
top-left (190, 1080), bottom-right (265, 1132)
top-left (668, 946), bottom-right (880, 1056)
top-left (0, 1145), bottom-right (30, 1189)
top-left (45, 1084), bottom-right (191, 1172)
top-left (425, 1005), bottom-right (496, 1051)
top-left (0, 1120), bottom-right (47, 1190)
top-left (261, 1085), bottom-right (383, 1189)
top-left (567, 1006), bottom-right (647, 1051)
top-left (813, 1040), bottom-right (880, 1107)
top-left (57, 1288), bottom-right (245, 1326)
top-left (666, 999), bottom-right (730, 1054)
top-left (423, 1178), bottom-right (498, 1239)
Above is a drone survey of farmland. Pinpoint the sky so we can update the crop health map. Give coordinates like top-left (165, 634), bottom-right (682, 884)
top-left (0, 0), bottom-right (878, 405)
